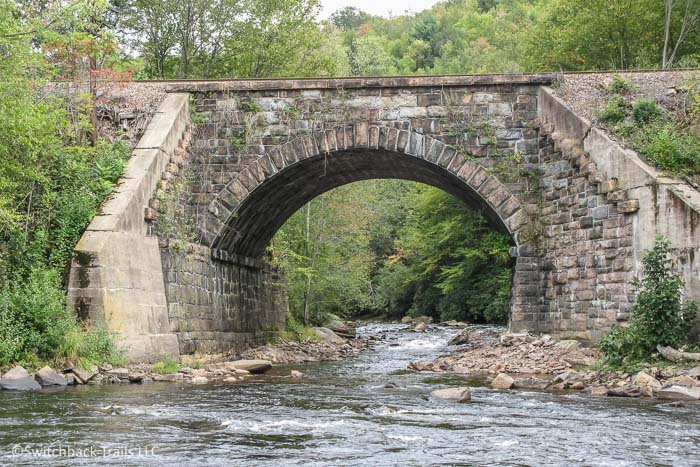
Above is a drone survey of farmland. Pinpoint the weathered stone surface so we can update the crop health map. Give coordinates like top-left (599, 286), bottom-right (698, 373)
top-left (230, 360), bottom-right (272, 374)
top-left (513, 377), bottom-right (550, 390)
top-left (657, 385), bottom-right (700, 401)
top-left (35, 366), bottom-right (68, 387)
top-left (491, 373), bottom-right (515, 389)
top-left (1, 366), bottom-right (41, 391)
top-left (631, 371), bottom-right (662, 396)
top-left (430, 387), bottom-right (472, 402)
top-left (449, 329), bottom-right (470, 346)
top-left (71, 367), bottom-right (99, 385)
top-left (312, 327), bottom-right (346, 344)
top-left (608, 385), bottom-right (642, 397)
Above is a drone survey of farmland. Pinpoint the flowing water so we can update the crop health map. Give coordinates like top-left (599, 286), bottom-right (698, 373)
top-left (1, 323), bottom-right (699, 466)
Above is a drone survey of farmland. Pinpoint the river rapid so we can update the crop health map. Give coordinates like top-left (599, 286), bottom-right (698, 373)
top-left (0, 323), bottom-right (699, 466)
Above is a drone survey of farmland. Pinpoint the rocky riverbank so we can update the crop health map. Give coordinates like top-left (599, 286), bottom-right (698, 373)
top-left (409, 326), bottom-right (700, 402)
top-left (0, 327), bottom-right (367, 391)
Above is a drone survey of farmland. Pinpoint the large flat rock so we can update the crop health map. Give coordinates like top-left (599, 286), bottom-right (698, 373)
top-left (230, 360), bottom-right (272, 374)
top-left (1, 366), bottom-right (41, 391)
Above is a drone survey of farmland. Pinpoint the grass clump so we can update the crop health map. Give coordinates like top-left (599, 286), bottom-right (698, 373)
top-left (151, 358), bottom-right (181, 375)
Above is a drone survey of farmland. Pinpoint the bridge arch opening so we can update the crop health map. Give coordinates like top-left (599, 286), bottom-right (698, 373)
top-left (207, 128), bottom-right (531, 260)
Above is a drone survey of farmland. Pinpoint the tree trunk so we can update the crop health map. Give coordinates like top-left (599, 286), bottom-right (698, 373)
top-left (657, 344), bottom-right (700, 362)
top-left (663, 0), bottom-right (674, 68)
top-left (303, 201), bottom-right (312, 325)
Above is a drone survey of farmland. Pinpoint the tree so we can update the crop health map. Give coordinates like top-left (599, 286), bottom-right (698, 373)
top-left (330, 6), bottom-right (372, 30)
top-left (663, 0), bottom-right (700, 69)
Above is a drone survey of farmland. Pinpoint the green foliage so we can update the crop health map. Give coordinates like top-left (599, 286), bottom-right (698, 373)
top-left (596, 95), bottom-right (628, 124)
top-left (374, 184), bottom-right (513, 324)
top-left (633, 98), bottom-right (663, 125)
top-left (634, 124), bottom-right (700, 176)
top-left (272, 181), bottom-right (513, 326)
top-left (600, 236), bottom-right (698, 367)
top-left (0, 268), bottom-right (123, 369)
top-left (151, 358), bottom-right (180, 375)
top-left (608, 75), bottom-right (634, 94)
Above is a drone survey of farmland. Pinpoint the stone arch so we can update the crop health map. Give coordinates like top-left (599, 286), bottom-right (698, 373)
top-left (204, 124), bottom-right (531, 259)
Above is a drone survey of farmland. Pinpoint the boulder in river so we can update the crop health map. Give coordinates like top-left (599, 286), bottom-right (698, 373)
top-left (448, 329), bottom-right (470, 346)
top-left (491, 373), bottom-right (515, 389)
top-left (190, 376), bottom-right (208, 384)
top-left (290, 370), bottom-right (304, 378)
top-left (35, 366), bottom-right (68, 387)
top-left (631, 371), bottom-right (662, 396)
top-left (412, 322), bottom-right (428, 333)
top-left (69, 367), bottom-right (98, 385)
top-left (230, 359), bottom-right (272, 374)
top-left (608, 385), bottom-right (642, 398)
top-left (657, 385), bottom-right (700, 401)
top-left (312, 327), bottom-right (346, 344)
top-left (589, 386), bottom-right (609, 397)
top-left (513, 377), bottom-right (550, 390)
top-left (687, 366), bottom-right (700, 378)
top-left (430, 387), bottom-right (471, 403)
top-left (0, 366), bottom-right (41, 391)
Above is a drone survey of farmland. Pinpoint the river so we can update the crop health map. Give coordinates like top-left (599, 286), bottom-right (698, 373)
top-left (0, 323), bottom-right (699, 466)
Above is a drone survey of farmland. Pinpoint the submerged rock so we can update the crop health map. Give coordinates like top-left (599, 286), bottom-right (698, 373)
top-left (513, 377), bottom-right (550, 390)
top-left (35, 366), bottom-right (68, 387)
top-left (412, 322), bottom-right (428, 333)
top-left (290, 370), bottom-right (304, 378)
top-left (0, 366), bottom-right (41, 391)
top-left (430, 387), bottom-right (471, 403)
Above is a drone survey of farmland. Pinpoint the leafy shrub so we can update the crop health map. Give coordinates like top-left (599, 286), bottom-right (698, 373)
top-left (635, 124), bottom-right (700, 176)
top-left (600, 236), bottom-right (698, 367)
top-left (633, 98), bottom-right (663, 125)
top-left (596, 95), bottom-right (628, 124)
top-left (0, 267), bottom-right (125, 369)
top-left (0, 269), bottom-right (74, 367)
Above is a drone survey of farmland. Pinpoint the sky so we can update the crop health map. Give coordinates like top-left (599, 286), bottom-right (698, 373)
top-left (319, 0), bottom-right (442, 19)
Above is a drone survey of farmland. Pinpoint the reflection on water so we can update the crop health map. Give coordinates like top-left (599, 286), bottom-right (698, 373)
top-left (0, 323), bottom-right (698, 466)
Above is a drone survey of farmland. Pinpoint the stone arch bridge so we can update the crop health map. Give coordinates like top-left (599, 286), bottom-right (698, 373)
top-left (67, 74), bottom-right (700, 362)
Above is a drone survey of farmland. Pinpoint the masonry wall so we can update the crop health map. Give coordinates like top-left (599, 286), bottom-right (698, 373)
top-left (160, 244), bottom-right (287, 362)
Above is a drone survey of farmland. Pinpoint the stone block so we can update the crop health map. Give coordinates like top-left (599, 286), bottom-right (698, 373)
top-left (617, 199), bottom-right (640, 214)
